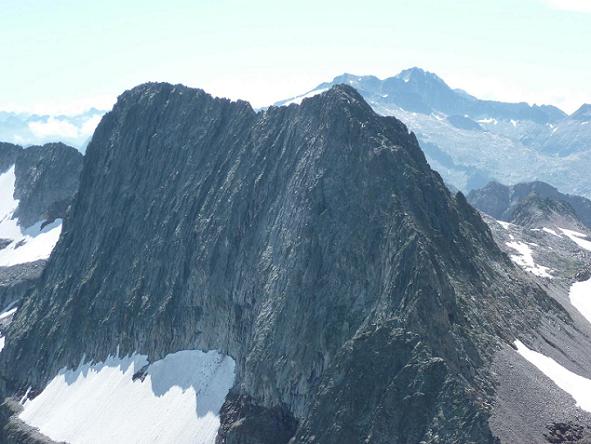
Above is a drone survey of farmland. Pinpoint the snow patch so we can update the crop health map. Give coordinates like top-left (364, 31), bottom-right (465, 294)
top-left (0, 166), bottom-right (21, 241)
top-left (0, 219), bottom-right (62, 267)
top-left (0, 305), bottom-right (17, 352)
top-left (559, 228), bottom-right (591, 251)
top-left (515, 340), bottom-right (591, 413)
top-left (19, 350), bottom-right (235, 444)
top-left (0, 165), bottom-right (63, 266)
top-left (0, 307), bottom-right (17, 321)
top-left (506, 241), bottom-right (553, 278)
top-left (280, 88), bottom-right (329, 106)
top-left (570, 277), bottom-right (591, 326)
top-left (542, 227), bottom-right (560, 237)
top-left (477, 118), bottom-right (498, 125)
top-left (497, 220), bottom-right (512, 230)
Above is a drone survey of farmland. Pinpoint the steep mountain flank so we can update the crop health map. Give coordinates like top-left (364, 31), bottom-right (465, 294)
top-left (510, 196), bottom-right (580, 229)
top-left (0, 84), bottom-right (565, 443)
top-left (468, 181), bottom-right (591, 229)
top-left (0, 142), bottom-right (83, 230)
top-left (0, 143), bottom-right (21, 173)
top-left (0, 142), bottom-right (82, 320)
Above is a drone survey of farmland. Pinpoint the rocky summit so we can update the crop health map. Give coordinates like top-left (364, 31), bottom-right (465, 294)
top-left (468, 181), bottom-right (591, 229)
top-left (0, 84), bottom-right (577, 443)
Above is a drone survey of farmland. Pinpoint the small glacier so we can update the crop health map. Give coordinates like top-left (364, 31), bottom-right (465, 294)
top-left (19, 349), bottom-right (235, 444)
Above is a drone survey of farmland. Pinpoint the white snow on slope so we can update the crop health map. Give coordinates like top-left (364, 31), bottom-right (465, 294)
top-left (570, 277), bottom-right (591, 326)
top-left (559, 228), bottom-right (591, 251)
top-left (506, 241), bottom-right (553, 278)
top-left (280, 88), bottom-right (328, 106)
top-left (477, 118), bottom-right (498, 125)
top-left (542, 227), bottom-right (560, 237)
top-left (0, 305), bottom-right (17, 352)
top-left (0, 307), bottom-right (17, 321)
top-left (497, 220), bottom-right (512, 230)
top-left (20, 350), bottom-right (235, 444)
top-left (0, 165), bottom-right (63, 267)
top-left (0, 166), bottom-right (21, 241)
top-left (0, 219), bottom-right (62, 267)
top-left (515, 340), bottom-right (591, 412)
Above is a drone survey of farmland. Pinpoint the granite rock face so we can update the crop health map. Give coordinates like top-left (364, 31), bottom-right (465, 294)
top-left (1, 141), bottom-right (83, 229)
top-left (0, 142), bottom-right (82, 314)
top-left (0, 143), bottom-right (21, 174)
top-left (0, 84), bottom-right (563, 443)
top-left (12, 143), bottom-right (83, 228)
top-left (0, 262), bottom-right (45, 313)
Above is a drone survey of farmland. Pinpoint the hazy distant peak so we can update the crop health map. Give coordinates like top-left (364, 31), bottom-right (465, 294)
top-left (395, 67), bottom-right (447, 86)
top-left (571, 104), bottom-right (591, 120)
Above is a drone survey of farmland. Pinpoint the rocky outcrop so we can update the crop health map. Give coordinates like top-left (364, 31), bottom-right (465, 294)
top-left (510, 196), bottom-right (580, 229)
top-left (12, 143), bottom-right (83, 228)
top-left (0, 142), bottom-right (82, 312)
top-left (468, 181), bottom-right (591, 229)
top-left (0, 399), bottom-right (62, 444)
top-left (0, 262), bottom-right (44, 312)
top-left (0, 143), bottom-right (21, 174)
top-left (0, 84), bottom-right (565, 443)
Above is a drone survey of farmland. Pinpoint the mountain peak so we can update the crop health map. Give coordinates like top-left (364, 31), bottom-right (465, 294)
top-left (571, 103), bottom-right (591, 120)
top-left (468, 180), bottom-right (591, 229)
top-left (1, 80), bottom-right (540, 444)
top-left (312, 84), bottom-right (370, 107)
top-left (330, 73), bottom-right (366, 84)
top-left (395, 67), bottom-right (447, 86)
top-left (318, 73), bottom-right (382, 92)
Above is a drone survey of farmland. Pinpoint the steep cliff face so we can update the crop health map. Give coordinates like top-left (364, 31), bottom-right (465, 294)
top-left (0, 84), bottom-right (560, 443)
top-left (0, 142), bottom-right (83, 311)
top-left (12, 143), bottom-right (83, 228)
top-left (0, 143), bottom-right (21, 174)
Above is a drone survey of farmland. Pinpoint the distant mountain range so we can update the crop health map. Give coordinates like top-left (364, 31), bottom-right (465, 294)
top-left (0, 109), bottom-right (105, 151)
top-left (277, 68), bottom-right (591, 198)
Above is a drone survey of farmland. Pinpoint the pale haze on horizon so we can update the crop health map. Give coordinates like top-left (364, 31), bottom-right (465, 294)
top-left (1, 0), bottom-right (590, 115)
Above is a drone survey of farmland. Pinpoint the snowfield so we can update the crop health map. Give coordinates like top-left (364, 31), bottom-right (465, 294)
top-left (506, 240), bottom-right (553, 278)
top-left (570, 277), bottom-right (591, 326)
top-left (19, 350), bottom-right (235, 444)
top-left (542, 227), bottom-right (560, 237)
top-left (515, 340), bottom-right (591, 413)
top-left (559, 228), bottom-right (591, 252)
top-left (278, 87), bottom-right (329, 106)
top-left (0, 305), bottom-right (18, 352)
top-left (0, 166), bottom-right (20, 241)
top-left (497, 220), bottom-right (512, 230)
top-left (0, 165), bottom-right (63, 267)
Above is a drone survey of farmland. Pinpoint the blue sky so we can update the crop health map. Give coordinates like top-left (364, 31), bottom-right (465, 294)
top-left (1, 0), bottom-right (590, 114)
